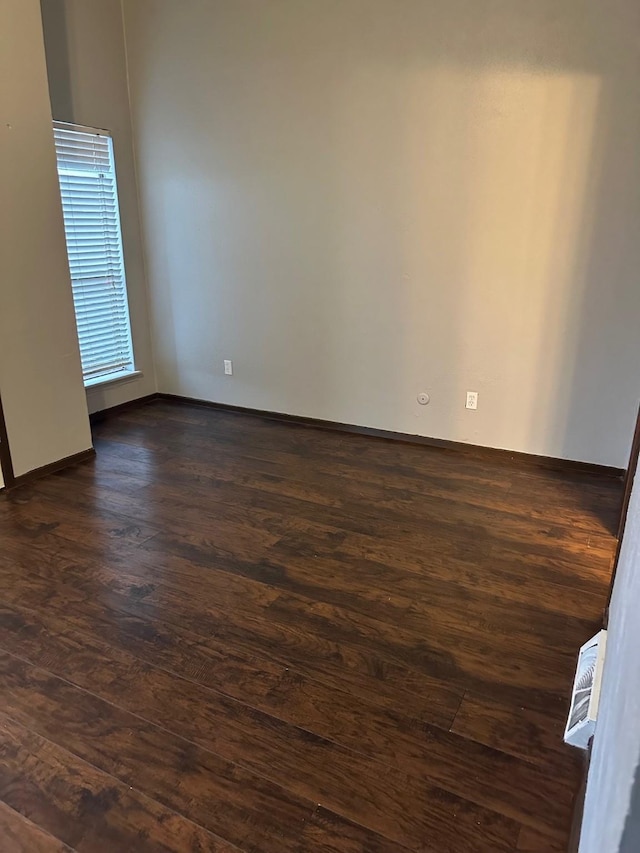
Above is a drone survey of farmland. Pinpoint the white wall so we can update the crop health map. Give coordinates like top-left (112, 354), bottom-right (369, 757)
top-left (579, 468), bottom-right (640, 851)
top-left (0, 0), bottom-right (92, 477)
top-left (122, 0), bottom-right (640, 466)
top-left (40, 0), bottom-right (156, 414)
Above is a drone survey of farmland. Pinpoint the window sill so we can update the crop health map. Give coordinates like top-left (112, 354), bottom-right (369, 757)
top-left (84, 370), bottom-right (143, 391)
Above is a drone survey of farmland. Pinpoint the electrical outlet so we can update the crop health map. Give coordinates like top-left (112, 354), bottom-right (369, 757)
top-left (224, 359), bottom-right (233, 376)
top-left (466, 391), bottom-right (478, 410)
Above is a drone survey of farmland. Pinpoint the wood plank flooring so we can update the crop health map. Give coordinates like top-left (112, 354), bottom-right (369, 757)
top-left (0, 400), bottom-right (622, 852)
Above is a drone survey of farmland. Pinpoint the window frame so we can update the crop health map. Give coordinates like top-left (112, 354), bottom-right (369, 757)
top-left (53, 120), bottom-right (137, 388)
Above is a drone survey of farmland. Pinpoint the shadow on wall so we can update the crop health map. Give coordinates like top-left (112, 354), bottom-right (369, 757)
top-left (558, 71), bottom-right (640, 469)
top-left (620, 760), bottom-right (640, 851)
top-left (315, 15), bottom-right (640, 467)
top-left (40, 0), bottom-right (73, 119)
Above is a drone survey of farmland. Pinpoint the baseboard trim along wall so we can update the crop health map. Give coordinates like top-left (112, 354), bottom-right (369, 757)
top-left (88, 393), bottom-right (159, 425)
top-left (2, 448), bottom-right (96, 492)
top-left (88, 392), bottom-right (625, 478)
top-left (0, 392), bottom-right (15, 488)
top-left (157, 394), bottom-right (625, 477)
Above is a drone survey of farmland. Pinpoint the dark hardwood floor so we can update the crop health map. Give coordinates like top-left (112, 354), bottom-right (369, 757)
top-left (0, 400), bottom-right (622, 852)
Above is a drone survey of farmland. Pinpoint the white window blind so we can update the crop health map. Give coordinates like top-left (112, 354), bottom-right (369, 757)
top-left (53, 122), bottom-right (134, 384)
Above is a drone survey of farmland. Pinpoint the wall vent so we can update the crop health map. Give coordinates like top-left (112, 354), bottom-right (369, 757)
top-left (564, 630), bottom-right (607, 750)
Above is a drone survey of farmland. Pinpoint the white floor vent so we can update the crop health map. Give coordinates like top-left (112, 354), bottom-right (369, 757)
top-left (564, 629), bottom-right (607, 750)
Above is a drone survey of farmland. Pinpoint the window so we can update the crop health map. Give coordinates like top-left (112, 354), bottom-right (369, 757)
top-left (53, 122), bottom-right (134, 386)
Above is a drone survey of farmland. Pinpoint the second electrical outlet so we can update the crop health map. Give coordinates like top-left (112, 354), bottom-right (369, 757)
top-left (224, 359), bottom-right (233, 376)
